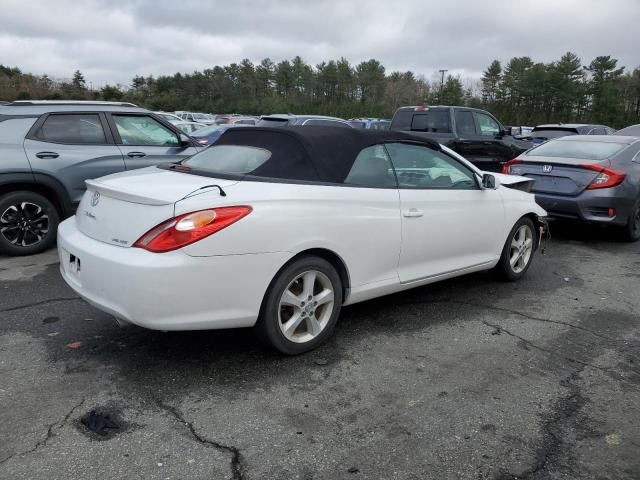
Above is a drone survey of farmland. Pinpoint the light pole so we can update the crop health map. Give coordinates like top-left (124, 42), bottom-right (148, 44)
top-left (438, 69), bottom-right (448, 103)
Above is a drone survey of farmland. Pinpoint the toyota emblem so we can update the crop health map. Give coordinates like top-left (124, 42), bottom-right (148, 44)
top-left (542, 165), bottom-right (553, 173)
top-left (91, 191), bottom-right (101, 207)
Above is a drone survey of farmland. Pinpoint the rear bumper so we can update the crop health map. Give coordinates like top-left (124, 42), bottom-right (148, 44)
top-left (534, 187), bottom-right (634, 227)
top-left (57, 217), bottom-right (291, 331)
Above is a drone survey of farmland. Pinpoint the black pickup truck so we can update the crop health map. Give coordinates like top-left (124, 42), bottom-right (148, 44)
top-left (390, 106), bottom-right (531, 172)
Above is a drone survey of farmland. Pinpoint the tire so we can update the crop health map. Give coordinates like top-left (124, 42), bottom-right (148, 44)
top-left (494, 217), bottom-right (536, 281)
top-left (255, 256), bottom-right (343, 355)
top-left (622, 200), bottom-right (640, 242)
top-left (0, 191), bottom-right (60, 256)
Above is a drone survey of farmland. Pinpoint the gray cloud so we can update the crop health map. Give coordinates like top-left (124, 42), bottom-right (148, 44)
top-left (1, 0), bottom-right (638, 87)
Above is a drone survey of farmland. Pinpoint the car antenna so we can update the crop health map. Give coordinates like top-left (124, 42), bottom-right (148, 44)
top-left (180, 184), bottom-right (227, 200)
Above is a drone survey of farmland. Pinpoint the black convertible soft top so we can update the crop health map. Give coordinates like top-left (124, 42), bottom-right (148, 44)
top-left (211, 126), bottom-right (441, 184)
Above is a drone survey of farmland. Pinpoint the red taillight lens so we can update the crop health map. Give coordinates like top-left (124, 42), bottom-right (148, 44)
top-left (501, 159), bottom-right (523, 174)
top-left (580, 164), bottom-right (626, 189)
top-left (133, 206), bottom-right (252, 253)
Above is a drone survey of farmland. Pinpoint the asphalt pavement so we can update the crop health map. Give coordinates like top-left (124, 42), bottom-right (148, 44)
top-left (1, 223), bottom-right (639, 480)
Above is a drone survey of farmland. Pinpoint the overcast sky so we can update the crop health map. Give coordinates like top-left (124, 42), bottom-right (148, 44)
top-left (2, 0), bottom-right (638, 87)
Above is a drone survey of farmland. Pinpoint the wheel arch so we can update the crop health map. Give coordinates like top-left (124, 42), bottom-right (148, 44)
top-left (262, 248), bottom-right (352, 310)
top-left (0, 173), bottom-right (73, 217)
top-left (512, 212), bottom-right (544, 249)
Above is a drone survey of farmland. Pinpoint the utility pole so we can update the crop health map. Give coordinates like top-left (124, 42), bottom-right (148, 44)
top-left (438, 69), bottom-right (448, 103)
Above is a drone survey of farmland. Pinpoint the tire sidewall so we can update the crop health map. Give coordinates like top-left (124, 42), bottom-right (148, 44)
top-left (624, 199), bottom-right (640, 242)
top-left (0, 191), bottom-right (60, 256)
top-left (257, 256), bottom-right (343, 355)
top-left (498, 217), bottom-right (536, 281)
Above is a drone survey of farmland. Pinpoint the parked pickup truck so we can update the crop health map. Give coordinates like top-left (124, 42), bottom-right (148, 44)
top-left (390, 106), bottom-right (531, 172)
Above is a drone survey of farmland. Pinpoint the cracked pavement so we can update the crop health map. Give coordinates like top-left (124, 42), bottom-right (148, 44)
top-left (1, 223), bottom-right (639, 479)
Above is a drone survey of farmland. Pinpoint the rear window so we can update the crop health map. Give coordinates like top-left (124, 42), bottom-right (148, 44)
top-left (392, 110), bottom-right (451, 133)
top-left (184, 145), bottom-right (271, 174)
top-left (183, 129), bottom-right (318, 181)
top-left (527, 140), bottom-right (627, 160)
top-left (530, 129), bottom-right (578, 140)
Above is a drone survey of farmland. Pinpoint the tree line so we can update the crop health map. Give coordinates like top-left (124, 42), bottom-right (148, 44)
top-left (1, 52), bottom-right (639, 128)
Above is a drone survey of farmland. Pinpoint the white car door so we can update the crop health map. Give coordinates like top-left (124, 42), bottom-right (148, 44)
top-left (385, 142), bottom-right (505, 283)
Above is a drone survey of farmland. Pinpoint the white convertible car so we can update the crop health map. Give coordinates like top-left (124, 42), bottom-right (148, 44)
top-left (58, 126), bottom-right (547, 354)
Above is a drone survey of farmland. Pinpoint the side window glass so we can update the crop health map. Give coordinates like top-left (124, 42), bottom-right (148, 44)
top-left (113, 115), bottom-right (179, 146)
top-left (344, 145), bottom-right (396, 188)
top-left (454, 111), bottom-right (476, 135)
top-left (386, 143), bottom-right (478, 190)
top-left (35, 114), bottom-right (106, 145)
top-left (475, 113), bottom-right (500, 137)
top-left (592, 128), bottom-right (606, 135)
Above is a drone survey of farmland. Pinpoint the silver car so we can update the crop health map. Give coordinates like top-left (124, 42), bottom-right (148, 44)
top-left (0, 100), bottom-right (201, 255)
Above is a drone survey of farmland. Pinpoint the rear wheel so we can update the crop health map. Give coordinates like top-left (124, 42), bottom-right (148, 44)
top-left (255, 256), bottom-right (343, 355)
top-left (494, 217), bottom-right (536, 281)
top-left (622, 200), bottom-right (640, 242)
top-left (0, 191), bottom-right (59, 256)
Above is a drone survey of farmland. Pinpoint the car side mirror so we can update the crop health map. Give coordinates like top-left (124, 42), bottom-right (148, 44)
top-left (480, 173), bottom-right (497, 189)
top-left (179, 133), bottom-right (191, 147)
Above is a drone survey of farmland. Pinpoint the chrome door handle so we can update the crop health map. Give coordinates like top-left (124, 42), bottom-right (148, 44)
top-left (403, 208), bottom-right (424, 218)
top-left (35, 151), bottom-right (59, 159)
top-left (127, 152), bottom-right (146, 158)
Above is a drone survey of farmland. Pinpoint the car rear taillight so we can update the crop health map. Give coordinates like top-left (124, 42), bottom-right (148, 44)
top-left (133, 206), bottom-right (252, 253)
top-left (501, 159), bottom-right (523, 174)
top-left (580, 164), bottom-right (626, 189)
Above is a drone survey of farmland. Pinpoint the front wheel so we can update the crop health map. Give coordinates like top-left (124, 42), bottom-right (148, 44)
top-left (255, 256), bottom-right (343, 355)
top-left (494, 217), bottom-right (536, 281)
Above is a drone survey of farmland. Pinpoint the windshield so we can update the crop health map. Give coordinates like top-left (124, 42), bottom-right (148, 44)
top-left (184, 145), bottom-right (272, 174)
top-left (192, 125), bottom-right (222, 136)
top-left (256, 118), bottom-right (289, 126)
top-left (527, 140), bottom-right (627, 160)
top-left (192, 114), bottom-right (209, 121)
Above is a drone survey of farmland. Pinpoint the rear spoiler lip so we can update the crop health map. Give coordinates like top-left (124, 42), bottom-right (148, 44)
top-left (85, 179), bottom-right (174, 206)
top-left (517, 157), bottom-right (612, 168)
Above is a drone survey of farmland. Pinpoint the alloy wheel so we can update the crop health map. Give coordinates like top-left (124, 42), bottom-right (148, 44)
top-left (509, 224), bottom-right (533, 274)
top-left (278, 270), bottom-right (335, 344)
top-left (0, 202), bottom-right (50, 247)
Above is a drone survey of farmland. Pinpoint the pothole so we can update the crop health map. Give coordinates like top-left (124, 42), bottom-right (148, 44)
top-left (79, 408), bottom-right (122, 439)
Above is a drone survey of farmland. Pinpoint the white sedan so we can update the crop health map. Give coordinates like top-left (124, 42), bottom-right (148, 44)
top-left (58, 126), bottom-right (547, 354)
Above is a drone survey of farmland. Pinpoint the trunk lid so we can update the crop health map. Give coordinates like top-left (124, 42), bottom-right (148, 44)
top-left (76, 167), bottom-right (237, 247)
top-left (509, 156), bottom-right (609, 196)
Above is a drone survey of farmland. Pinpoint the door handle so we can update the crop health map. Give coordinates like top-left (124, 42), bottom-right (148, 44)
top-left (403, 208), bottom-right (424, 218)
top-left (35, 151), bottom-right (59, 159)
top-left (127, 152), bottom-right (147, 158)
